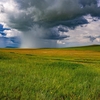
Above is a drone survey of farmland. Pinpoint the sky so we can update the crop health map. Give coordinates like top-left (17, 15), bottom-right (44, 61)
top-left (0, 0), bottom-right (100, 48)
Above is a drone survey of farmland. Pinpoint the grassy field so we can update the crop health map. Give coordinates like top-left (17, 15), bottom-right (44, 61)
top-left (0, 45), bottom-right (100, 100)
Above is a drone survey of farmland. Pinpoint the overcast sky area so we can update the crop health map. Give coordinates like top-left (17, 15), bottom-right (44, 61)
top-left (0, 0), bottom-right (100, 48)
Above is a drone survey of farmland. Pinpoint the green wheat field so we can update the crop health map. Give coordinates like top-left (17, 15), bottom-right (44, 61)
top-left (0, 45), bottom-right (100, 100)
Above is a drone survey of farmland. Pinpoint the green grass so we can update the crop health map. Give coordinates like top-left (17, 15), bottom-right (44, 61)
top-left (65, 45), bottom-right (100, 51)
top-left (0, 45), bottom-right (100, 100)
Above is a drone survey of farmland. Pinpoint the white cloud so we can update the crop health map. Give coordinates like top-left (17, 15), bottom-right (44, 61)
top-left (56, 14), bottom-right (100, 48)
top-left (57, 40), bottom-right (65, 44)
top-left (4, 29), bottom-right (22, 37)
top-left (95, 38), bottom-right (100, 42)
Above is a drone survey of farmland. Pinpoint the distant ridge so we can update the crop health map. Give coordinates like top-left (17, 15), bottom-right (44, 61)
top-left (4, 44), bottom-right (100, 52)
top-left (66, 44), bottom-right (100, 52)
top-left (6, 46), bottom-right (17, 48)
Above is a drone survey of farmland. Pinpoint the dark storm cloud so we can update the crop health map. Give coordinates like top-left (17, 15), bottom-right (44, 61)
top-left (10, 0), bottom-right (81, 31)
top-left (48, 17), bottom-right (89, 29)
top-left (79, 0), bottom-right (97, 7)
top-left (8, 0), bottom-right (100, 31)
top-left (15, 0), bottom-right (47, 9)
top-left (43, 35), bottom-right (69, 40)
top-left (43, 29), bottom-right (70, 40)
top-left (9, 14), bottom-right (34, 31)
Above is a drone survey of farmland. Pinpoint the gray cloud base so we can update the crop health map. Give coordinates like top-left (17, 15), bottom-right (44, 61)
top-left (5, 0), bottom-right (99, 31)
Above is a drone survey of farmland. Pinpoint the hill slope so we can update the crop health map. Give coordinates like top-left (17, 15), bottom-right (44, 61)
top-left (66, 45), bottom-right (100, 51)
top-left (0, 45), bottom-right (100, 100)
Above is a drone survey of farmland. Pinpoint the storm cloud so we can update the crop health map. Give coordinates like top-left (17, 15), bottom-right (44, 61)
top-left (0, 0), bottom-right (100, 47)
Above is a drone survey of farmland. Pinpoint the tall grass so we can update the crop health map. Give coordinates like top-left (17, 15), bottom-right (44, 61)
top-left (0, 46), bottom-right (100, 100)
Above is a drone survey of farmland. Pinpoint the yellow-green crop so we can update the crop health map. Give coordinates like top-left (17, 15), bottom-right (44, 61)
top-left (0, 45), bottom-right (100, 100)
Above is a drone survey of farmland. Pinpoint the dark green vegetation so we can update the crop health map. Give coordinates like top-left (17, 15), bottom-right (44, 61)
top-left (0, 45), bottom-right (100, 100)
top-left (66, 45), bottom-right (100, 51)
